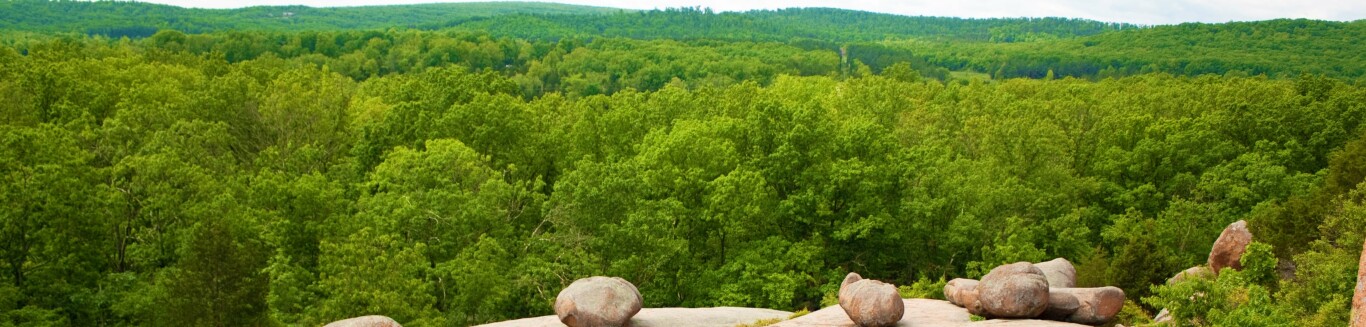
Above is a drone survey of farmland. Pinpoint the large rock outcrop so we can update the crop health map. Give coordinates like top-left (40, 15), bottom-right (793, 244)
top-left (475, 307), bottom-right (792, 327)
top-left (944, 261), bottom-right (1122, 326)
top-left (771, 299), bottom-right (1088, 327)
top-left (838, 273), bottom-right (904, 327)
top-left (1153, 220), bottom-right (1255, 323)
top-left (1039, 287), bottom-right (1125, 325)
top-left (978, 262), bottom-right (1052, 319)
top-left (486, 297), bottom-right (1099, 326)
top-left (1034, 258), bottom-right (1077, 288)
top-left (1353, 239), bottom-right (1366, 327)
top-left (555, 276), bottom-right (643, 327)
top-left (323, 315), bottom-right (402, 327)
top-left (1208, 220), bottom-right (1252, 274)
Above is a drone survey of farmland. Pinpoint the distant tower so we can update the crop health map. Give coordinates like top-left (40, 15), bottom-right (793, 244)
top-left (840, 46), bottom-right (849, 75)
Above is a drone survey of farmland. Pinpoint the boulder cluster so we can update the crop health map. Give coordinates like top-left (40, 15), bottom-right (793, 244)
top-left (1153, 220), bottom-right (1253, 323)
top-left (336, 220), bottom-right (1289, 327)
top-left (542, 273), bottom-right (915, 327)
top-left (944, 259), bottom-right (1125, 326)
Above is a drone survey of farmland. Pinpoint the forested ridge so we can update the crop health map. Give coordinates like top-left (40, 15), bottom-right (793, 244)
top-left (0, 0), bottom-right (627, 35)
top-left (4, 0), bottom-right (1364, 81)
top-left (2, 1), bottom-right (1366, 326)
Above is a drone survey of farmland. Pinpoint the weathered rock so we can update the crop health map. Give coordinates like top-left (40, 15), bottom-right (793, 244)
top-left (945, 279), bottom-right (977, 306)
top-left (945, 278), bottom-right (984, 315)
top-left (1153, 266), bottom-right (1212, 326)
top-left (1153, 308), bottom-right (1171, 323)
top-left (555, 276), bottom-right (642, 327)
top-left (978, 262), bottom-right (1051, 319)
top-left (900, 299), bottom-right (976, 326)
top-left (323, 315), bottom-right (402, 327)
top-left (1208, 220), bottom-right (1252, 274)
top-left (771, 299), bottom-right (1089, 327)
top-left (1167, 266), bottom-right (1213, 285)
top-left (1277, 258), bottom-right (1298, 282)
top-left (945, 279), bottom-right (978, 303)
top-left (1070, 287), bottom-right (1125, 325)
top-left (1352, 239), bottom-right (1366, 327)
top-left (474, 307), bottom-right (792, 327)
top-left (1040, 290), bottom-right (1079, 322)
top-left (1040, 287), bottom-right (1125, 325)
top-left (838, 273), bottom-right (905, 327)
top-left (485, 301), bottom-right (1106, 327)
top-left (842, 272), bottom-right (863, 288)
top-left (1034, 258), bottom-right (1077, 288)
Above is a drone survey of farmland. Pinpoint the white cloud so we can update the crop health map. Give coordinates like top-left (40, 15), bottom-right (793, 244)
top-left (137, 0), bottom-right (1366, 25)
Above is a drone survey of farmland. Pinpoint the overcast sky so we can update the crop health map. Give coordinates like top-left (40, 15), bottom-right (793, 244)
top-left (136, 0), bottom-right (1366, 25)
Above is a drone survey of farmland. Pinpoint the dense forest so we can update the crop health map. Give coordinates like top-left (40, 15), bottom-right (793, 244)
top-left (1, 1), bottom-right (1365, 326)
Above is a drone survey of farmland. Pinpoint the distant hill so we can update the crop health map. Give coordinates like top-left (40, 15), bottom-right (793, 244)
top-left (439, 8), bottom-right (1136, 42)
top-left (0, 0), bottom-right (1133, 42)
top-left (2, 1), bottom-right (1361, 80)
top-left (883, 18), bottom-right (1366, 79)
top-left (0, 0), bottom-right (627, 37)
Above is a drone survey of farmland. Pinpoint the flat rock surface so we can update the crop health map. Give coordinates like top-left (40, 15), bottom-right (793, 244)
top-left (323, 315), bottom-right (402, 327)
top-left (475, 307), bottom-right (792, 327)
top-left (772, 299), bottom-right (1089, 327)
top-left (479, 300), bottom-right (1092, 327)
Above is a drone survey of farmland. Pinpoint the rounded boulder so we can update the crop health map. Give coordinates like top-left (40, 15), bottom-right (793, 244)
top-left (838, 272), bottom-right (905, 327)
top-left (978, 262), bottom-right (1051, 319)
top-left (555, 276), bottom-right (643, 327)
top-left (1033, 258), bottom-right (1077, 288)
top-left (943, 278), bottom-right (984, 315)
top-left (1167, 266), bottom-right (1214, 285)
top-left (1208, 220), bottom-right (1252, 274)
top-left (1041, 287), bottom-right (1125, 325)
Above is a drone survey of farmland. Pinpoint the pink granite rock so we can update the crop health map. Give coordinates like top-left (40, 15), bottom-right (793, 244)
top-left (978, 262), bottom-right (1051, 319)
top-left (323, 315), bottom-right (402, 327)
top-left (1167, 266), bottom-right (1213, 285)
top-left (945, 278), bottom-right (985, 315)
top-left (1352, 239), bottom-right (1366, 327)
top-left (1208, 220), bottom-right (1252, 274)
top-left (838, 273), bottom-right (905, 327)
top-left (1040, 287), bottom-right (1125, 325)
top-left (1034, 258), bottom-right (1077, 288)
top-left (771, 299), bottom-right (1090, 327)
top-left (555, 276), bottom-right (642, 327)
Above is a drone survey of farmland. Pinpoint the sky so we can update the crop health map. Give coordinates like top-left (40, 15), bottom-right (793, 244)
top-left (135, 0), bottom-right (1366, 25)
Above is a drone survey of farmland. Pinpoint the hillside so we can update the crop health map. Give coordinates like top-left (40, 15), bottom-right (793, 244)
top-left (3, 1), bottom-right (1363, 80)
top-left (900, 19), bottom-right (1366, 79)
top-left (1, 1), bottom-right (1131, 41)
top-left (440, 8), bottom-right (1133, 42)
top-left (0, 0), bottom-right (626, 36)
top-left (441, 12), bottom-right (1364, 79)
